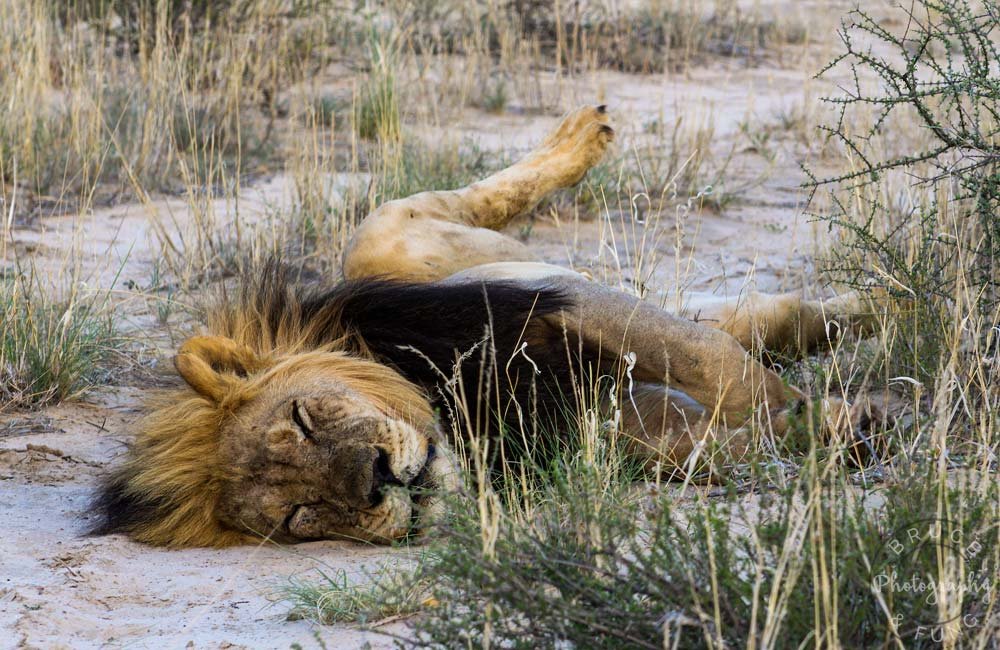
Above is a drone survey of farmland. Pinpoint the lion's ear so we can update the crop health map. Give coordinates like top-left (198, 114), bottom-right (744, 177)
top-left (174, 336), bottom-right (261, 402)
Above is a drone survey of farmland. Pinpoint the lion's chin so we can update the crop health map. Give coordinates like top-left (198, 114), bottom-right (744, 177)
top-left (285, 493), bottom-right (411, 543)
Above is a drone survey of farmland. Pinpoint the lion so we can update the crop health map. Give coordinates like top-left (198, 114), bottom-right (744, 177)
top-left (91, 106), bottom-right (881, 547)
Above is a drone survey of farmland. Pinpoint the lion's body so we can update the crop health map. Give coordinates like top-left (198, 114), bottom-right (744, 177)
top-left (94, 106), bottom-right (883, 548)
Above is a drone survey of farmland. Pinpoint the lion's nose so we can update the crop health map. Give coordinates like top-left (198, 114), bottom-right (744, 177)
top-left (369, 448), bottom-right (403, 506)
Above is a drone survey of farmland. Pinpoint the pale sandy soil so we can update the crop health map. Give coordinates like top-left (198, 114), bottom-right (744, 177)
top-left (0, 15), bottom-right (864, 646)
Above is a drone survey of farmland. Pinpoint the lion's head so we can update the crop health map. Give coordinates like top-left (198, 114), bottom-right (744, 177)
top-left (91, 334), bottom-right (457, 548)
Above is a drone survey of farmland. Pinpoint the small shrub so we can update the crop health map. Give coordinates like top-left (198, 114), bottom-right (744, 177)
top-left (481, 78), bottom-right (509, 114)
top-left (306, 95), bottom-right (342, 128)
top-left (400, 464), bottom-right (997, 648)
top-left (807, 0), bottom-right (1000, 383)
top-left (355, 74), bottom-right (401, 143)
top-left (284, 564), bottom-right (430, 626)
top-left (285, 456), bottom-right (997, 648)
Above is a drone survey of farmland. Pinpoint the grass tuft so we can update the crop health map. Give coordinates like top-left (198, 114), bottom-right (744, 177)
top-left (0, 267), bottom-right (120, 409)
top-left (354, 31), bottom-right (402, 143)
top-left (401, 462), bottom-right (997, 648)
top-left (284, 564), bottom-right (429, 626)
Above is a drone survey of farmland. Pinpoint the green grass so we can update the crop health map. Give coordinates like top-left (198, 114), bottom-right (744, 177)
top-left (355, 73), bottom-right (401, 143)
top-left (354, 32), bottom-right (402, 143)
top-left (306, 95), bottom-right (342, 129)
top-left (480, 78), bottom-right (509, 114)
top-left (0, 269), bottom-right (121, 409)
top-left (284, 563), bottom-right (430, 626)
top-left (282, 443), bottom-right (997, 648)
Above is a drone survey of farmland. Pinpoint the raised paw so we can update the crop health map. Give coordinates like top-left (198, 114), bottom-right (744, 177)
top-left (534, 105), bottom-right (614, 186)
top-left (540, 104), bottom-right (614, 154)
top-left (568, 121), bottom-right (615, 173)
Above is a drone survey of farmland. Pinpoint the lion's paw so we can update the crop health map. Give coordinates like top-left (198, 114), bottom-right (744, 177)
top-left (538, 105), bottom-right (614, 184)
top-left (543, 104), bottom-right (612, 147)
top-left (821, 396), bottom-right (890, 466)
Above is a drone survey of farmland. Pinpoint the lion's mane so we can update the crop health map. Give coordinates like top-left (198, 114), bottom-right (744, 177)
top-left (89, 263), bottom-right (576, 546)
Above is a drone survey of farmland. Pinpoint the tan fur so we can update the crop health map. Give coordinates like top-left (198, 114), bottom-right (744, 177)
top-left (114, 394), bottom-right (246, 548)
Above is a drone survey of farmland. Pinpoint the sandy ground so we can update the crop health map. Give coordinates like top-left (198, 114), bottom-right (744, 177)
top-left (1, 14), bottom-right (861, 646)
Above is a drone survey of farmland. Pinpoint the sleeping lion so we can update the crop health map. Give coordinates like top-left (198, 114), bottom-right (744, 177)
top-left (91, 106), bottom-right (881, 547)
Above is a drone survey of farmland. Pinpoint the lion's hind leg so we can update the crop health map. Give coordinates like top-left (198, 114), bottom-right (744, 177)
top-left (343, 105), bottom-right (614, 282)
top-left (680, 289), bottom-right (890, 356)
top-left (455, 104), bottom-right (614, 230)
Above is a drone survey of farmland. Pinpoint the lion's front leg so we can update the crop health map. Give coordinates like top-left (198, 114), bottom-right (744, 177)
top-left (617, 383), bottom-right (754, 474)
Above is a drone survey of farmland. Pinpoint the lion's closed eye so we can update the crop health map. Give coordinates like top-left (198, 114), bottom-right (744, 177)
top-left (291, 400), bottom-right (315, 442)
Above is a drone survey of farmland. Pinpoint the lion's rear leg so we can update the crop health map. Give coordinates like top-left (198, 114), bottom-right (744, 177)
top-left (680, 290), bottom-right (889, 356)
top-left (456, 105), bottom-right (614, 230)
top-left (343, 105), bottom-right (614, 282)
